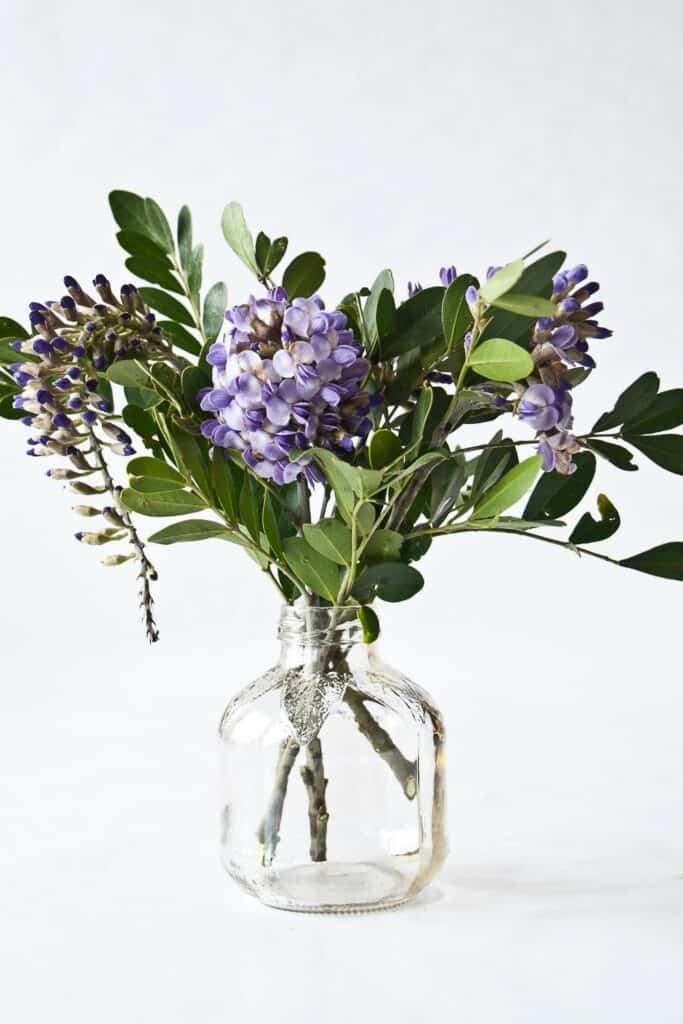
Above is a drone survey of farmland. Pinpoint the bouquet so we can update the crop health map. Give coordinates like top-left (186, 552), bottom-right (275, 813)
top-left (2, 190), bottom-right (680, 646)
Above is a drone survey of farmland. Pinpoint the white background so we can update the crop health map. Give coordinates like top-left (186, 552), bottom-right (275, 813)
top-left (1, 0), bottom-right (682, 1020)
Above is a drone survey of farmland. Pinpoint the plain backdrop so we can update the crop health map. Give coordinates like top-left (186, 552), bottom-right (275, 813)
top-left (1, 0), bottom-right (682, 1020)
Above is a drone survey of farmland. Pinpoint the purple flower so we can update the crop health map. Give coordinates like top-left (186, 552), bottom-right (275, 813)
top-left (407, 281), bottom-right (423, 298)
top-left (439, 266), bottom-right (457, 286)
top-left (537, 263), bottom-right (612, 367)
top-left (200, 291), bottom-right (379, 484)
top-left (537, 430), bottom-right (580, 475)
top-left (518, 383), bottom-right (573, 432)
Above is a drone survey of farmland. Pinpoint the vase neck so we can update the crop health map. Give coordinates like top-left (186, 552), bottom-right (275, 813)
top-left (277, 604), bottom-right (371, 672)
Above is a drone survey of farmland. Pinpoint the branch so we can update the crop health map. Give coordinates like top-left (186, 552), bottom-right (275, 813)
top-left (299, 737), bottom-right (329, 862)
top-left (256, 737), bottom-right (300, 866)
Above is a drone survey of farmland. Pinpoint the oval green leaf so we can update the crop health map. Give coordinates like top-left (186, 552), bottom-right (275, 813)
top-left (469, 338), bottom-right (534, 383)
top-left (472, 455), bottom-right (542, 520)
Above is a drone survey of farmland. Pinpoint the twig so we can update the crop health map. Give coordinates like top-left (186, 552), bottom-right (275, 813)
top-left (256, 737), bottom-right (300, 866)
top-left (300, 737), bottom-right (329, 862)
top-left (343, 688), bottom-right (417, 799)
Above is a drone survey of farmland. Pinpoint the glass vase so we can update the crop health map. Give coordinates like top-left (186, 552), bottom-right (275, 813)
top-left (218, 605), bottom-right (447, 913)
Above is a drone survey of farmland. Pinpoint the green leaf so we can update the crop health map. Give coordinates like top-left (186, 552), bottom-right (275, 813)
top-left (364, 270), bottom-right (395, 351)
top-left (472, 455), bottom-right (542, 519)
top-left (357, 502), bottom-right (376, 535)
top-left (569, 493), bottom-right (620, 545)
top-left (369, 429), bottom-right (402, 470)
top-left (524, 451), bottom-right (596, 520)
top-left (489, 294), bottom-right (556, 317)
top-left (158, 320), bottom-right (201, 356)
top-left (255, 231), bottom-right (270, 272)
top-left (479, 259), bottom-right (524, 303)
top-left (430, 453), bottom-right (466, 525)
top-left (109, 191), bottom-right (174, 253)
top-left (165, 419), bottom-right (213, 496)
top-left (352, 562), bottom-right (424, 603)
top-left (265, 236), bottom-right (288, 275)
top-left (129, 475), bottom-right (184, 493)
top-left (149, 364), bottom-right (182, 410)
top-left (149, 519), bottom-right (232, 544)
top-left (202, 282), bottom-right (228, 343)
top-left (212, 448), bottom-right (240, 522)
top-left (255, 233), bottom-right (288, 276)
top-left (624, 433), bottom-right (683, 475)
top-left (177, 206), bottom-right (193, 272)
top-left (411, 386), bottom-right (434, 447)
top-left (117, 230), bottom-right (172, 262)
top-left (302, 519), bottom-right (353, 566)
top-left (125, 256), bottom-right (183, 293)
top-left (624, 389), bottom-right (683, 434)
top-left (363, 529), bottom-right (403, 564)
top-left (282, 252), bottom-right (326, 299)
top-left (382, 286), bottom-right (444, 360)
top-left (122, 405), bottom-right (165, 457)
top-left (181, 365), bottom-right (210, 413)
top-left (105, 360), bottom-right (151, 387)
top-left (239, 475), bottom-right (262, 543)
top-left (586, 439), bottom-right (638, 472)
top-left (0, 393), bottom-right (24, 419)
top-left (592, 372), bottom-right (660, 432)
top-left (187, 244), bottom-right (204, 300)
top-left (120, 488), bottom-right (206, 516)
top-left (221, 202), bottom-right (260, 276)
top-left (124, 385), bottom-right (160, 409)
top-left (471, 433), bottom-right (517, 502)
top-left (262, 492), bottom-right (283, 557)
top-left (357, 606), bottom-right (381, 643)
top-left (303, 447), bottom-right (360, 523)
top-left (127, 456), bottom-right (185, 483)
top-left (0, 338), bottom-right (31, 364)
top-left (401, 535), bottom-right (432, 562)
top-left (283, 536), bottom-right (341, 602)
top-left (620, 543), bottom-right (683, 582)
top-left (139, 288), bottom-right (195, 327)
top-left (468, 338), bottom-right (534, 382)
top-left (0, 317), bottom-right (29, 340)
top-left (143, 198), bottom-right (175, 254)
top-left (442, 274), bottom-right (477, 354)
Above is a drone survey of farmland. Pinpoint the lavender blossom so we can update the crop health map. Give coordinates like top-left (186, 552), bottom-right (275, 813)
top-left (537, 430), bottom-right (581, 475)
top-left (200, 290), bottom-right (379, 485)
top-left (517, 382), bottom-right (573, 432)
top-left (512, 262), bottom-right (613, 475)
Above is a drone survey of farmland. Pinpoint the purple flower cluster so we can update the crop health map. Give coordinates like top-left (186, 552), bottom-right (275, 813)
top-left (517, 263), bottom-right (612, 474)
top-left (200, 289), bottom-right (380, 485)
top-left (8, 276), bottom-right (170, 468)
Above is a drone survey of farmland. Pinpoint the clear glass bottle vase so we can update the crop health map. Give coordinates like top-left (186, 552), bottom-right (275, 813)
top-left (218, 604), bottom-right (447, 912)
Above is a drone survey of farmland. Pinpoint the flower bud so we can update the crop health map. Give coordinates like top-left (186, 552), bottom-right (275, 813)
top-left (101, 553), bottom-right (135, 566)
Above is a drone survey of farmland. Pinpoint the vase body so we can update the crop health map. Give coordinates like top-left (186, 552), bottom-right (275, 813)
top-left (218, 605), bottom-right (447, 913)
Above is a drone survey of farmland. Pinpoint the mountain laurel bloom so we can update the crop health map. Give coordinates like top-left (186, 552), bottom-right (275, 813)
top-left (516, 263), bottom-right (613, 475)
top-left (199, 289), bottom-right (380, 485)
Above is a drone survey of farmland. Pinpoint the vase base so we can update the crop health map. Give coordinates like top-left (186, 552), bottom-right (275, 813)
top-left (227, 856), bottom-right (418, 913)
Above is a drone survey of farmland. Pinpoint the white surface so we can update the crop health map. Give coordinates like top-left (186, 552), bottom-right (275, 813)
top-left (1, 0), bottom-right (682, 1020)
